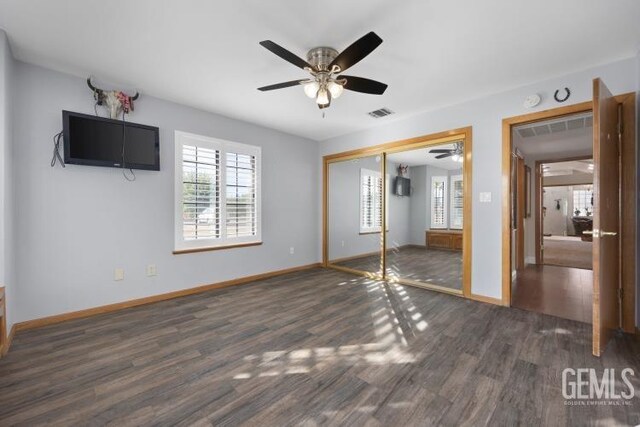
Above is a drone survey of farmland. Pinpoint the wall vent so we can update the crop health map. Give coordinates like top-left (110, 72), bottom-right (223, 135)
top-left (515, 112), bottom-right (592, 138)
top-left (368, 107), bottom-right (394, 118)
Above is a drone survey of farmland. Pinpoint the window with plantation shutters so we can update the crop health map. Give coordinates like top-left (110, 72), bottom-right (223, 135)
top-left (226, 152), bottom-right (257, 238)
top-left (175, 132), bottom-right (261, 251)
top-left (181, 145), bottom-right (220, 241)
top-left (359, 168), bottom-right (388, 233)
top-left (450, 175), bottom-right (463, 229)
top-left (430, 176), bottom-right (447, 229)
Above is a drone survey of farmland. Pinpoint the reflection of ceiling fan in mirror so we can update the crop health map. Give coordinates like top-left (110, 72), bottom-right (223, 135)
top-left (430, 142), bottom-right (464, 162)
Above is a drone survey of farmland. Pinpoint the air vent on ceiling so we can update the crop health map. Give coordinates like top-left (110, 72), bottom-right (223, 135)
top-left (368, 107), bottom-right (394, 118)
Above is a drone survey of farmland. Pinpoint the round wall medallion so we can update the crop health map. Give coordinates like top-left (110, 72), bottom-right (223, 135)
top-left (523, 94), bottom-right (541, 109)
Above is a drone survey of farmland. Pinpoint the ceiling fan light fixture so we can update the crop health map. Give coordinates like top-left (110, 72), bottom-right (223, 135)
top-left (316, 87), bottom-right (330, 105)
top-left (327, 81), bottom-right (344, 99)
top-left (257, 32), bottom-right (386, 109)
top-left (303, 81), bottom-right (320, 98)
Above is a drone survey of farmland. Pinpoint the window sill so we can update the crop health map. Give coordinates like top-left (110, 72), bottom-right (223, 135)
top-left (173, 241), bottom-right (263, 255)
top-left (359, 229), bottom-right (390, 235)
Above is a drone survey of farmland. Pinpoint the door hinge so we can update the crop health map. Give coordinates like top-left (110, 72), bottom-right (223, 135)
top-left (617, 287), bottom-right (624, 301)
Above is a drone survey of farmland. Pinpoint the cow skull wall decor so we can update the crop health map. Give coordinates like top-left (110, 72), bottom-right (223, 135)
top-left (87, 77), bottom-right (140, 119)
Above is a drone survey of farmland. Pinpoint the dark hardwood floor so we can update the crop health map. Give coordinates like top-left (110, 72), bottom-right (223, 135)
top-left (0, 268), bottom-right (638, 426)
top-left (512, 264), bottom-right (593, 324)
top-left (334, 246), bottom-right (462, 290)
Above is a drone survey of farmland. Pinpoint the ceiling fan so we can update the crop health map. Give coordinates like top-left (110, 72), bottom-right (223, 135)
top-left (430, 142), bottom-right (464, 163)
top-left (257, 32), bottom-right (388, 109)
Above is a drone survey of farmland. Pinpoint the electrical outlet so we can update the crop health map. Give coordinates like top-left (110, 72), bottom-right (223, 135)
top-left (479, 192), bottom-right (492, 203)
top-left (289, 247), bottom-right (295, 255)
top-left (146, 264), bottom-right (157, 277)
top-left (114, 268), bottom-right (124, 281)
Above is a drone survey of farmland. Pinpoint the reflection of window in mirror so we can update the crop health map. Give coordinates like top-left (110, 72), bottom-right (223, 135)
top-left (450, 175), bottom-right (463, 229)
top-left (430, 176), bottom-right (448, 229)
top-left (359, 168), bottom-right (389, 233)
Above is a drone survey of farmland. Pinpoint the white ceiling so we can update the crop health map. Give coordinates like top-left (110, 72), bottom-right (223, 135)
top-left (513, 113), bottom-right (593, 157)
top-left (387, 143), bottom-right (462, 170)
top-left (1, 0), bottom-right (639, 141)
top-left (542, 160), bottom-right (593, 176)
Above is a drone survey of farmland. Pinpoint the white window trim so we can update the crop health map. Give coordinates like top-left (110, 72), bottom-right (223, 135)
top-left (430, 175), bottom-right (448, 229)
top-left (174, 131), bottom-right (262, 251)
top-left (449, 174), bottom-right (463, 230)
top-left (359, 168), bottom-right (389, 233)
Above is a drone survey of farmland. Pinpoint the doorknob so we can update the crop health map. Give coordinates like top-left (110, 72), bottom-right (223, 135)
top-left (601, 231), bottom-right (617, 237)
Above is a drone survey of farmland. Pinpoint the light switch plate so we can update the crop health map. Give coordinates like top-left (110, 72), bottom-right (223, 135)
top-left (114, 268), bottom-right (124, 281)
top-left (146, 264), bottom-right (157, 277)
top-left (479, 192), bottom-right (492, 203)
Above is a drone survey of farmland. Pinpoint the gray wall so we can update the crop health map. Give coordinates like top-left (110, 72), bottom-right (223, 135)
top-left (320, 57), bottom-right (637, 302)
top-left (408, 166), bottom-right (427, 246)
top-left (11, 61), bottom-right (320, 324)
top-left (0, 30), bottom-right (15, 330)
top-left (327, 158), bottom-right (411, 261)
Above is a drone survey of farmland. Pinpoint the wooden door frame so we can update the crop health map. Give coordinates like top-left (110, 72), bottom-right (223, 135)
top-left (515, 156), bottom-right (525, 271)
top-left (501, 94), bottom-right (636, 333)
top-left (323, 126), bottom-right (474, 300)
top-left (534, 155), bottom-right (593, 265)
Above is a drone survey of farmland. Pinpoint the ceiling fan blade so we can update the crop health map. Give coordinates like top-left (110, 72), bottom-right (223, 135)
top-left (330, 32), bottom-right (383, 73)
top-left (259, 40), bottom-right (313, 70)
top-left (257, 79), bottom-right (308, 91)
top-left (435, 153), bottom-right (453, 159)
top-left (429, 149), bottom-right (453, 153)
top-left (338, 75), bottom-right (387, 95)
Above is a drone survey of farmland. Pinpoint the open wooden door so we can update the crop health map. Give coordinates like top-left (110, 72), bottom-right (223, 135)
top-left (591, 78), bottom-right (620, 356)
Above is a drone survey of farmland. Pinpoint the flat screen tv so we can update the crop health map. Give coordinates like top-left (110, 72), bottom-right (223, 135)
top-left (394, 176), bottom-right (411, 196)
top-left (63, 110), bottom-right (160, 171)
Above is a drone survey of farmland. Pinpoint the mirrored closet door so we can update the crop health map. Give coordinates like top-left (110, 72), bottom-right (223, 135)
top-left (324, 128), bottom-right (471, 298)
top-left (327, 154), bottom-right (384, 278)
top-left (385, 142), bottom-right (465, 294)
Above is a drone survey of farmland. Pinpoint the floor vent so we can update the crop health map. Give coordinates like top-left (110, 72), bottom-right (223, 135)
top-left (368, 107), bottom-right (394, 118)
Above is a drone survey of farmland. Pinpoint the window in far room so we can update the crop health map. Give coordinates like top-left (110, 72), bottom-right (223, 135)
top-left (174, 131), bottom-right (261, 252)
top-left (572, 187), bottom-right (593, 216)
top-left (430, 175), bottom-right (448, 229)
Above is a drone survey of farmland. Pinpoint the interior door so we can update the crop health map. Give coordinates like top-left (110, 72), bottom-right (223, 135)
top-left (592, 78), bottom-right (620, 357)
